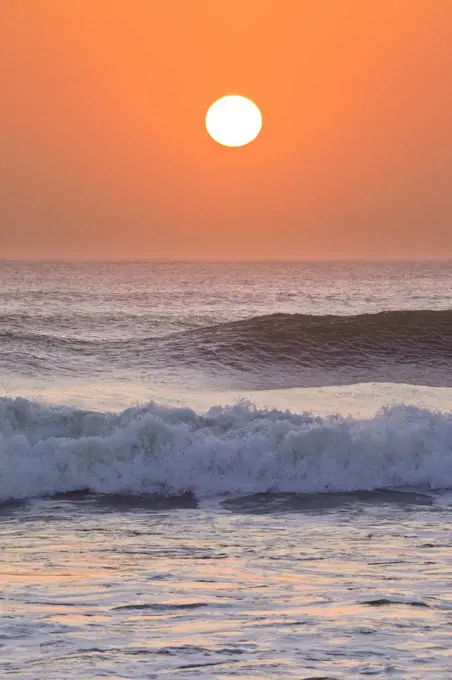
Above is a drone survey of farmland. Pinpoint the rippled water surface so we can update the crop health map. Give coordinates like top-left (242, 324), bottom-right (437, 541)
top-left (1, 494), bottom-right (452, 678)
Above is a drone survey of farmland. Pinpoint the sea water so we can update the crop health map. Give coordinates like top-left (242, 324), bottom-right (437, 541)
top-left (1, 260), bottom-right (451, 678)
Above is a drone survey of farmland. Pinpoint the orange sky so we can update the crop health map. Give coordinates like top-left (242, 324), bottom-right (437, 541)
top-left (1, 0), bottom-right (452, 260)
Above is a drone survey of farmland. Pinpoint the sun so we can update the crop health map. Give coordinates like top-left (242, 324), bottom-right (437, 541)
top-left (205, 95), bottom-right (262, 147)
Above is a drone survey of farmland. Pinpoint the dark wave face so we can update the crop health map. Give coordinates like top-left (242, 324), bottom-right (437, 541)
top-left (1, 310), bottom-right (451, 388)
top-left (164, 310), bottom-right (452, 387)
top-left (173, 309), bottom-right (452, 363)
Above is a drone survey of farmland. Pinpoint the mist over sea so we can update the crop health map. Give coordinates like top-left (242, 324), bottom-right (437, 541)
top-left (1, 260), bottom-right (452, 679)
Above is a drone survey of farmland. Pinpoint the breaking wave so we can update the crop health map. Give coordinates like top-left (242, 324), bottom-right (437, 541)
top-left (1, 397), bottom-right (451, 501)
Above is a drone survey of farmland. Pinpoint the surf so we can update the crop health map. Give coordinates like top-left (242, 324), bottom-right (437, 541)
top-left (1, 397), bottom-right (451, 501)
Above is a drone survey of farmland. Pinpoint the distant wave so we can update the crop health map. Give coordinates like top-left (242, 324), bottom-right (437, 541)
top-left (170, 309), bottom-right (452, 362)
top-left (1, 397), bottom-right (451, 501)
top-left (1, 310), bottom-right (452, 386)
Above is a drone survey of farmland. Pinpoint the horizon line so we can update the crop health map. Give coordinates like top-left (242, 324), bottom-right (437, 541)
top-left (1, 256), bottom-right (452, 264)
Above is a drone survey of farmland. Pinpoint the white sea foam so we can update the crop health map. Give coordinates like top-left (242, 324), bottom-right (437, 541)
top-left (0, 397), bottom-right (451, 501)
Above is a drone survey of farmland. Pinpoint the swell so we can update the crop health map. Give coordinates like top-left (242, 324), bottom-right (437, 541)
top-left (1, 397), bottom-right (451, 501)
top-left (1, 310), bottom-right (452, 386)
top-left (171, 310), bottom-right (452, 386)
top-left (176, 310), bottom-right (452, 363)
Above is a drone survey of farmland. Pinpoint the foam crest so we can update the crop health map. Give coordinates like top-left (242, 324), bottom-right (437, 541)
top-left (1, 397), bottom-right (451, 501)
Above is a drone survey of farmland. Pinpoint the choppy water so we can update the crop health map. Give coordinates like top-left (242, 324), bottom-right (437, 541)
top-left (1, 260), bottom-right (452, 678)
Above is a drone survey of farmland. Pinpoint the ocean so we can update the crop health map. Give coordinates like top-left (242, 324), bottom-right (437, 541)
top-left (1, 260), bottom-right (451, 679)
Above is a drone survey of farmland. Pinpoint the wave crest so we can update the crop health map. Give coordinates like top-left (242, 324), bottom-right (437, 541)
top-left (178, 310), bottom-right (452, 363)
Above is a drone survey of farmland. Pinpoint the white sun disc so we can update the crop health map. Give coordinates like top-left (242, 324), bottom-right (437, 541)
top-left (205, 95), bottom-right (262, 147)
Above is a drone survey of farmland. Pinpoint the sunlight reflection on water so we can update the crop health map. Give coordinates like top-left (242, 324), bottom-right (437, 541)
top-left (1, 495), bottom-right (451, 678)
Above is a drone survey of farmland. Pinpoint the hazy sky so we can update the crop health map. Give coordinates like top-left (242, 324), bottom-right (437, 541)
top-left (1, 0), bottom-right (452, 260)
